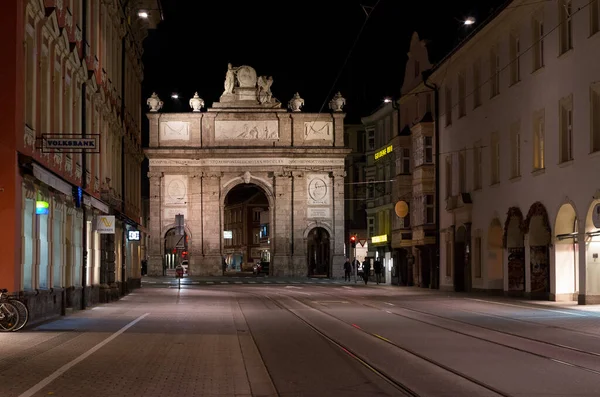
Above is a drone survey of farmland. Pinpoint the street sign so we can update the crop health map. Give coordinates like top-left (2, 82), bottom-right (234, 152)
top-left (38, 134), bottom-right (100, 153)
top-left (358, 239), bottom-right (367, 247)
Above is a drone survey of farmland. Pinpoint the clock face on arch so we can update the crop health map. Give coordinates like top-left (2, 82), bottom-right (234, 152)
top-left (308, 178), bottom-right (327, 202)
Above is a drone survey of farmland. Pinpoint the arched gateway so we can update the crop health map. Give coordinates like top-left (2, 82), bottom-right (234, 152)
top-left (144, 64), bottom-right (349, 277)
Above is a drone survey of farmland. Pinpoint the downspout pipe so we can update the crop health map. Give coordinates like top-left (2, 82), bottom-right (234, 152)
top-left (422, 70), bottom-right (440, 290)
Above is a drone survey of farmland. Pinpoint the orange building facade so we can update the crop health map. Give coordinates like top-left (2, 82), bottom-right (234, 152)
top-left (0, 0), bottom-right (160, 323)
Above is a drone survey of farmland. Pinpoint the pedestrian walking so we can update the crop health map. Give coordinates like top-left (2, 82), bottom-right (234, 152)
top-left (374, 260), bottom-right (382, 285)
top-left (343, 258), bottom-right (352, 281)
top-left (362, 259), bottom-right (371, 285)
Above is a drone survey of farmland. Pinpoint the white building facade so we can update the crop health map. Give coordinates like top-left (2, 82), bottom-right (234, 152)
top-left (431, 0), bottom-right (600, 303)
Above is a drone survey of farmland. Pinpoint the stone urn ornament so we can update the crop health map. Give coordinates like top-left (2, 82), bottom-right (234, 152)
top-left (189, 92), bottom-right (205, 112)
top-left (288, 92), bottom-right (304, 112)
top-left (146, 92), bottom-right (163, 112)
top-left (329, 92), bottom-right (346, 112)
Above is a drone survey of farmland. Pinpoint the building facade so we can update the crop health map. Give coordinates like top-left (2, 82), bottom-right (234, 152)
top-left (145, 65), bottom-right (349, 278)
top-left (343, 124), bottom-right (368, 263)
top-left (431, 0), bottom-right (600, 303)
top-left (0, 0), bottom-right (157, 323)
top-left (359, 32), bottom-right (437, 287)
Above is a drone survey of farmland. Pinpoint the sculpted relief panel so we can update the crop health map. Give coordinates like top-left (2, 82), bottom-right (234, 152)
top-left (163, 175), bottom-right (188, 206)
top-left (304, 121), bottom-right (333, 141)
top-left (160, 121), bottom-right (190, 142)
top-left (215, 120), bottom-right (279, 140)
top-left (306, 174), bottom-right (330, 206)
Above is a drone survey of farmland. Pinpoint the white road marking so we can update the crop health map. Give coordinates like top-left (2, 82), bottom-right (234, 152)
top-left (220, 282), bottom-right (229, 284)
top-left (384, 302), bottom-right (395, 306)
top-left (18, 313), bottom-right (149, 397)
top-left (206, 281), bottom-right (214, 284)
top-left (162, 282), bottom-right (170, 284)
top-left (248, 281), bottom-right (257, 284)
top-left (465, 298), bottom-right (587, 317)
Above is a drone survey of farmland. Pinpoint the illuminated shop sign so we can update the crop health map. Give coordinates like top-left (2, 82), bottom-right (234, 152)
top-left (128, 230), bottom-right (140, 241)
top-left (36, 200), bottom-right (49, 215)
top-left (223, 230), bottom-right (233, 239)
top-left (374, 145), bottom-right (393, 160)
top-left (371, 235), bottom-right (388, 244)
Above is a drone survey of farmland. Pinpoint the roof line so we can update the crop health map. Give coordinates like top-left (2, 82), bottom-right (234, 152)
top-left (431, 0), bottom-right (514, 72)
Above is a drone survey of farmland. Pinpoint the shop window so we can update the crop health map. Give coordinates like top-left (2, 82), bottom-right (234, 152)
top-left (38, 206), bottom-right (50, 289)
top-left (23, 198), bottom-right (35, 290)
top-left (53, 206), bottom-right (62, 287)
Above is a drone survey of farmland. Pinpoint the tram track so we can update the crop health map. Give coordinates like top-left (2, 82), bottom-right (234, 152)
top-left (247, 289), bottom-right (511, 397)
top-left (310, 288), bottom-right (600, 376)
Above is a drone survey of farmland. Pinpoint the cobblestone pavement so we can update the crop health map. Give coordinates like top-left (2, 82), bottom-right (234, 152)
top-left (2, 283), bottom-right (600, 396)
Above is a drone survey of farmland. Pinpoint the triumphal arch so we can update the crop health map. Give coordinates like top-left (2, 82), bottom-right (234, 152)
top-left (145, 64), bottom-right (350, 277)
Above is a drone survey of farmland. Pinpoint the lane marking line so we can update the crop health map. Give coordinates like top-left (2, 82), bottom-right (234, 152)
top-left (465, 298), bottom-right (587, 317)
top-left (18, 313), bottom-right (150, 397)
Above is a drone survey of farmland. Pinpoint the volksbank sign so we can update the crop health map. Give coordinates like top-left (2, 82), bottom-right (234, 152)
top-left (40, 134), bottom-right (100, 153)
top-left (46, 139), bottom-right (97, 148)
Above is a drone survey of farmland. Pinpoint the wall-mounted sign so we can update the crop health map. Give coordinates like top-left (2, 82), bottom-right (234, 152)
top-left (128, 230), bottom-right (140, 241)
top-left (36, 200), bottom-right (49, 215)
top-left (374, 145), bottom-right (393, 160)
top-left (223, 230), bottom-right (233, 239)
top-left (371, 234), bottom-right (388, 244)
top-left (39, 134), bottom-right (100, 153)
top-left (96, 215), bottom-right (115, 234)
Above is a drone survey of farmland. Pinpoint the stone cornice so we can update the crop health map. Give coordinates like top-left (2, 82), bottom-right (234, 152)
top-left (148, 157), bottom-right (346, 168)
top-left (144, 147), bottom-right (351, 158)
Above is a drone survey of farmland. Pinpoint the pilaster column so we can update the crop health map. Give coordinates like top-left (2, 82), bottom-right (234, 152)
top-left (524, 235), bottom-right (531, 294)
top-left (291, 171), bottom-right (307, 275)
top-left (332, 113), bottom-right (346, 147)
top-left (273, 171), bottom-right (291, 275)
top-left (331, 170), bottom-right (346, 278)
top-left (201, 171), bottom-right (222, 275)
top-left (578, 231), bottom-right (587, 304)
top-left (188, 173), bottom-right (202, 275)
top-left (147, 171), bottom-right (163, 276)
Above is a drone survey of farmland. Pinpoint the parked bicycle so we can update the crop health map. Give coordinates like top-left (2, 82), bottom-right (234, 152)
top-left (0, 289), bottom-right (29, 332)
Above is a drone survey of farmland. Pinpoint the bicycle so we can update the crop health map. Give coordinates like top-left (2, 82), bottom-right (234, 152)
top-left (0, 289), bottom-right (28, 331)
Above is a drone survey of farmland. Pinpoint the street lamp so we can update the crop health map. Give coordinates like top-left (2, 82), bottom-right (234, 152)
top-left (171, 93), bottom-right (179, 99)
top-left (138, 11), bottom-right (149, 18)
top-left (464, 16), bottom-right (475, 25)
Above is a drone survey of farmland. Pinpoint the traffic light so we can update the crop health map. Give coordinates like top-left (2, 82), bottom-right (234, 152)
top-left (350, 235), bottom-right (356, 248)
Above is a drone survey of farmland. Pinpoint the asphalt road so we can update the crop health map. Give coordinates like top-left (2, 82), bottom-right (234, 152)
top-left (2, 282), bottom-right (600, 397)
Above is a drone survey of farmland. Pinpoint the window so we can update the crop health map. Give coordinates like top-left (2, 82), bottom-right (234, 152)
top-left (533, 110), bottom-right (546, 170)
top-left (591, 83), bottom-right (600, 152)
top-left (425, 195), bottom-right (434, 224)
top-left (474, 237), bottom-right (482, 278)
top-left (41, 38), bottom-right (51, 135)
top-left (53, 207), bottom-right (63, 287)
top-left (459, 149), bottom-right (466, 193)
top-left (473, 142), bottom-right (482, 190)
top-left (401, 148), bottom-right (410, 174)
top-left (367, 178), bottom-right (374, 198)
top-left (559, 0), bottom-right (573, 54)
top-left (491, 132), bottom-right (500, 184)
top-left (591, 0), bottom-right (599, 36)
top-left (532, 17), bottom-right (544, 70)
top-left (490, 46), bottom-right (500, 97)
top-left (559, 96), bottom-right (574, 163)
top-left (445, 155), bottom-right (453, 198)
top-left (24, 22), bottom-right (36, 129)
top-left (509, 33), bottom-right (521, 85)
top-left (424, 136), bottom-right (433, 163)
top-left (367, 130), bottom-right (375, 151)
top-left (458, 72), bottom-right (466, 118)
top-left (253, 209), bottom-right (261, 222)
top-left (368, 217), bottom-right (375, 238)
top-left (510, 122), bottom-right (521, 178)
top-left (253, 228), bottom-right (260, 244)
top-left (23, 198), bottom-right (35, 290)
top-left (445, 87), bottom-right (452, 126)
top-left (39, 206), bottom-right (50, 289)
top-left (473, 59), bottom-right (482, 108)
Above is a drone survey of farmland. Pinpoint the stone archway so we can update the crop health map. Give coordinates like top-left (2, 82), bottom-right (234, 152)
top-left (222, 182), bottom-right (271, 274)
top-left (307, 227), bottom-right (330, 277)
top-left (504, 207), bottom-right (525, 293)
top-left (487, 218), bottom-right (504, 289)
top-left (585, 199), bottom-right (600, 300)
top-left (163, 227), bottom-right (189, 275)
top-left (524, 202), bottom-right (551, 298)
top-left (454, 226), bottom-right (467, 292)
top-left (554, 202), bottom-right (578, 299)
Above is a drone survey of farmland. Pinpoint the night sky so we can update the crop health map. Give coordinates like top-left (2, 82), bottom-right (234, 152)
top-left (140, 0), bottom-right (504, 194)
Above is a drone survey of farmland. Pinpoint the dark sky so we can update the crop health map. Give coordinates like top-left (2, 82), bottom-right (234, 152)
top-left (142, 0), bottom-right (504, 123)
